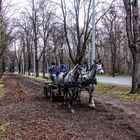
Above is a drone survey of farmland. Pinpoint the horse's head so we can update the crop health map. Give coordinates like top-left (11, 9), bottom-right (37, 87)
top-left (71, 64), bottom-right (86, 80)
top-left (77, 64), bottom-right (89, 83)
top-left (95, 60), bottom-right (104, 74)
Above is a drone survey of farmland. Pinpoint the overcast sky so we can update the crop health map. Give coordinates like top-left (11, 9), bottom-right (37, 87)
top-left (4, 0), bottom-right (117, 26)
top-left (8, 0), bottom-right (114, 15)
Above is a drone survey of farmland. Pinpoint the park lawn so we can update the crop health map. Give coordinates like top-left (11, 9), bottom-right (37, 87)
top-left (23, 74), bottom-right (52, 82)
top-left (28, 75), bottom-right (48, 81)
top-left (95, 83), bottom-right (140, 103)
top-left (0, 122), bottom-right (11, 138)
top-left (0, 80), bottom-right (4, 97)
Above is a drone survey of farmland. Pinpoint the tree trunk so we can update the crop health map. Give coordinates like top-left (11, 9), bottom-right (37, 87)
top-left (26, 39), bottom-right (31, 76)
top-left (18, 64), bottom-right (21, 74)
top-left (131, 51), bottom-right (140, 93)
top-left (60, 48), bottom-right (64, 64)
top-left (123, 0), bottom-right (140, 93)
top-left (2, 58), bottom-right (5, 73)
top-left (112, 54), bottom-right (115, 77)
top-left (35, 50), bottom-right (39, 77)
top-left (28, 57), bottom-right (31, 76)
top-left (42, 47), bottom-right (46, 77)
top-left (34, 30), bottom-right (39, 77)
top-left (0, 0), bottom-right (2, 12)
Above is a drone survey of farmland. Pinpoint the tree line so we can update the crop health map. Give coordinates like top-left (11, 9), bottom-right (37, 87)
top-left (0, 0), bottom-right (140, 93)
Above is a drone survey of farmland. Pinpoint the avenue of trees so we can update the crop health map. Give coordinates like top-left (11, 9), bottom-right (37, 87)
top-left (0, 0), bottom-right (16, 76)
top-left (0, 0), bottom-right (140, 93)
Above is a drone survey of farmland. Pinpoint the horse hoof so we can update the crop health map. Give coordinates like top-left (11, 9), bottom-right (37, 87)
top-left (68, 105), bottom-right (71, 108)
top-left (58, 103), bottom-right (62, 106)
top-left (77, 100), bottom-right (81, 104)
top-left (89, 104), bottom-right (95, 108)
top-left (71, 109), bottom-right (75, 114)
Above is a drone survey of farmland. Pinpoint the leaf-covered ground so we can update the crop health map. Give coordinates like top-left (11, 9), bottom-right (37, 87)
top-left (0, 73), bottom-right (140, 140)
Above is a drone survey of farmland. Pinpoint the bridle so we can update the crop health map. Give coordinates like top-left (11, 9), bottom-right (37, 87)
top-left (95, 63), bottom-right (104, 73)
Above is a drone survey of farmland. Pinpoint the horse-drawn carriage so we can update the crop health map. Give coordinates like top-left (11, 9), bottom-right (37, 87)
top-left (43, 60), bottom-right (104, 113)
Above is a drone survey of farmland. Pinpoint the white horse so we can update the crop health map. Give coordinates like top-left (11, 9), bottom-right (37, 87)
top-left (57, 64), bottom-right (85, 113)
top-left (77, 60), bottom-right (104, 108)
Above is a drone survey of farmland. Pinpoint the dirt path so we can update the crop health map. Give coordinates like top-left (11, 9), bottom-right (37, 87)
top-left (0, 73), bottom-right (140, 140)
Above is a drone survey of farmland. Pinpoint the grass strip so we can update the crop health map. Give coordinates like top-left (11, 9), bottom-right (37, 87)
top-left (0, 81), bottom-right (4, 97)
top-left (23, 74), bottom-right (53, 85)
top-left (0, 122), bottom-right (10, 136)
top-left (95, 83), bottom-right (140, 103)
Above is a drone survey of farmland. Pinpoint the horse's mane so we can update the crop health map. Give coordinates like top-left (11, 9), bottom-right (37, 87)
top-left (88, 63), bottom-right (96, 71)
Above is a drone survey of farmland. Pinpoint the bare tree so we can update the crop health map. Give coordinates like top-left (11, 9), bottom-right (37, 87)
top-left (123, 0), bottom-right (140, 93)
top-left (59, 0), bottom-right (116, 65)
top-left (95, 1), bottom-right (133, 76)
top-left (60, 0), bottom-right (93, 64)
top-left (101, 7), bottom-right (123, 76)
top-left (27, 0), bottom-right (40, 77)
top-left (50, 25), bottom-right (66, 64)
top-left (17, 12), bottom-right (33, 75)
top-left (39, 0), bottom-right (54, 77)
top-left (0, 0), bottom-right (2, 11)
top-left (15, 42), bottom-right (22, 74)
top-left (0, 0), bottom-right (15, 77)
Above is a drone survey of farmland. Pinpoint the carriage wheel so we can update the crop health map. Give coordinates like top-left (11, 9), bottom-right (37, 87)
top-left (49, 88), bottom-right (55, 102)
top-left (44, 85), bottom-right (49, 98)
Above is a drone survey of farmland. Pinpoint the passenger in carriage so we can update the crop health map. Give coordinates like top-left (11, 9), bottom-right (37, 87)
top-left (58, 64), bottom-right (68, 73)
top-left (48, 63), bottom-right (67, 84)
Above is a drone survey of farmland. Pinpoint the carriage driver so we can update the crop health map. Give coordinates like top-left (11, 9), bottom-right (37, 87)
top-left (48, 62), bottom-right (67, 84)
top-left (48, 62), bottom-right (58, 84)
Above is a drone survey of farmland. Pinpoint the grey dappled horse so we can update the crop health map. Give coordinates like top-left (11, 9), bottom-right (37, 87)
top-left (78, 60), bottom-right (104, 84)
top-left (57, 64), bottom-right (85, 113)
top-left (57, 64), bottom-right (85, 86)
top-left (77, 60), bottom-right (104, 108)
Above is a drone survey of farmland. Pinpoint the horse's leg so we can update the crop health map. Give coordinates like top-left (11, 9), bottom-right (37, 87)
top-left (58, 85), bottom-right (63, 105)
top-left (88, 85), bottom-right (95, 108)
top-left (63, 87), bottom-right (68, 105)
top-left (72, 87), bottom-right (79, 101)
top-left (67, 88), bottom-right (75, 113)
top-left (88, 89), bottom-right (95, 108)
top-left (57, 85), bottom-right (60, 99)
top-left (76, 87), bottom-right (82, 104)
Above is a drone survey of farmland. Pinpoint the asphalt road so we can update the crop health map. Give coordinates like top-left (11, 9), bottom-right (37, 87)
top-left (25, 72), bottom-right (132, 87)
top-left (96, 75), bottom-right (132, 87)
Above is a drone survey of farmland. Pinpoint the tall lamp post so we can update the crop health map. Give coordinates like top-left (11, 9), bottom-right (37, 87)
top-left (91, 0), bottom-right (96, 66)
